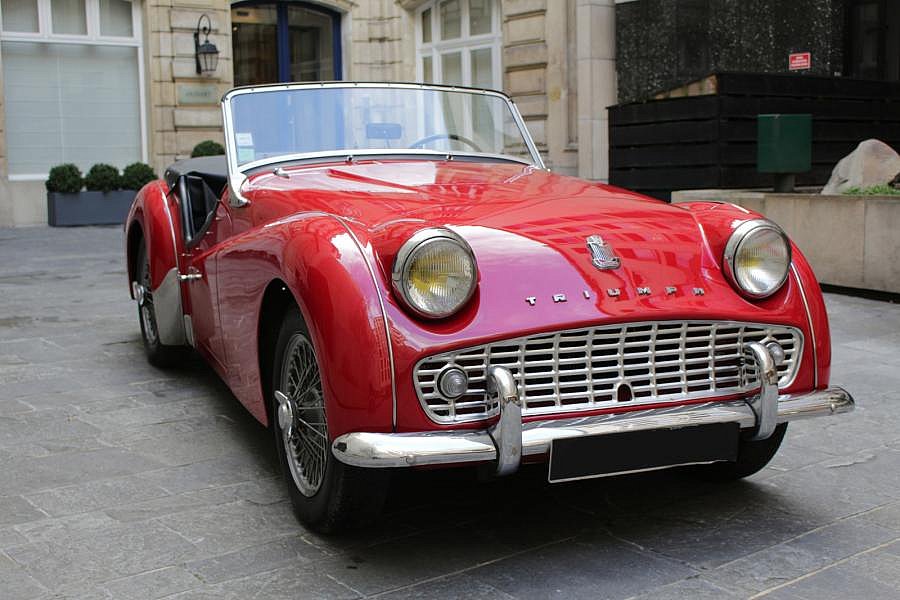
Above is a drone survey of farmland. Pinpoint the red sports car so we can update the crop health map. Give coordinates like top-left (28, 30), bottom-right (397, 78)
top-left (125, 83), bottom-right (853, 532)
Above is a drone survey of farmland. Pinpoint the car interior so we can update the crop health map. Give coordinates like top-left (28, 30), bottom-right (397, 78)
top-left (164, 156), bottom-right (228, 246)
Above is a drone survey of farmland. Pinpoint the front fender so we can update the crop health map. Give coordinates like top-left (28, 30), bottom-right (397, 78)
top-left (215, 213), bottom-right (394, 437)
top-left (680, 200), bottom-right (831, 389)
top-left (125, 181), bottom-right (188, 347)
top-left (125, 181), bottom-right (180, 291)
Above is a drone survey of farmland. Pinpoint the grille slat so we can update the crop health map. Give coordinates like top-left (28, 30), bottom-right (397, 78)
top-left (414, 320), bottom-right (803, 424)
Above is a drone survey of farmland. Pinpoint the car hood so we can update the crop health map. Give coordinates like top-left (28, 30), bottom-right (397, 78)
top-left (247, 160), bottom-right (797, 339)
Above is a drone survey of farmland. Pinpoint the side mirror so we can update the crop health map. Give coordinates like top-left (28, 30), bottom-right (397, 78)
top-left (228, 172), bottom-right (250, 208)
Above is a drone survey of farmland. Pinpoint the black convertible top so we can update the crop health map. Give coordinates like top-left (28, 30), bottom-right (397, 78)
top-left (164, 155), bottom-right (228, 195)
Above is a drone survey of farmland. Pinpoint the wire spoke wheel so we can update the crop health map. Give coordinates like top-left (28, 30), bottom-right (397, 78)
top-left (138, 247), bottom-right (159, 346)
top-left (278, 333), bottom-right (328, 497)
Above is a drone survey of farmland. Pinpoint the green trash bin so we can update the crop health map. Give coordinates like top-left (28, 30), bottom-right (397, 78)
top-left (757, 114), bottom-right (811, 192)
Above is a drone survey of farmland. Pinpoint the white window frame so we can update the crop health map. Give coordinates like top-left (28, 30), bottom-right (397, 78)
top-left (0, 0), bottom-right (147, 180)
top-left (415, 0), bottom-right (502, 90)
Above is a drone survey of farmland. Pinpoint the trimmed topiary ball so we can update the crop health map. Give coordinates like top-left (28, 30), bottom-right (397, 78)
top-left (121, 162), bottom-right (157, 190)
top-left (84, 164), bottom-right (122, 193)
top-left (45, 164), bottom-right (83, 194)
top-left (191, 140), bottom-right (225, 157)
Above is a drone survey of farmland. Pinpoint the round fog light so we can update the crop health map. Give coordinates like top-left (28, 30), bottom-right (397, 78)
top-left (438, 367), bottom-right (468, 399)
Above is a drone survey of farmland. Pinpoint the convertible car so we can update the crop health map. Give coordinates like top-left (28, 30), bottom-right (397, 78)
top-left (125, 82), bottom-right (853, 532)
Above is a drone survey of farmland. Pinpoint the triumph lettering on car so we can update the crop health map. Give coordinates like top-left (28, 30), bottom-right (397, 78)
top-left (124, 82), bottom-right (853, 533)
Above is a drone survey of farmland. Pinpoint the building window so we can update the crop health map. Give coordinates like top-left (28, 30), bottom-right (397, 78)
top-left (0, 0), bottom-right (144, 178)
top-left (231, 1), bottom-right (342, 87)
top-left (416, 0), bottom-right (501, 89)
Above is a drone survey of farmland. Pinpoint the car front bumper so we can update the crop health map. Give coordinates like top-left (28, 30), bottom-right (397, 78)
top-left (331, 343), bottom-right (855, 474)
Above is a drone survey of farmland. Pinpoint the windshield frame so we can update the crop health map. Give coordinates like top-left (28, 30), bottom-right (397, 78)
top-left (220, 81), bottom-right (545, 178)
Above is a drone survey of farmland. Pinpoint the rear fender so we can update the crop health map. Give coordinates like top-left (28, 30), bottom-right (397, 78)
top-left (215, 213), bottom-right (394, 437)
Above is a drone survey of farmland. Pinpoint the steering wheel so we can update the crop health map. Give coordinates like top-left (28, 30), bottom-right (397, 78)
top-left (408, 133), bottom-right (483, 152)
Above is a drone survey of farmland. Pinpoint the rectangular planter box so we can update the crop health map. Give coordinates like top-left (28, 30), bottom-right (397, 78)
top-left (672, 189), bottom-right (900, 295)
top-left (47, 190), bottom-right (135, 227)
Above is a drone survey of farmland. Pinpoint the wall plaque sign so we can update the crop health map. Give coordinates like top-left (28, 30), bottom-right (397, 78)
top-left (177, 83), bottom-right (219, 105)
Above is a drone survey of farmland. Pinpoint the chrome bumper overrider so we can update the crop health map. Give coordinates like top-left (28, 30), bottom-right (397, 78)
top-left (332, 343), bottom-right (855, 473)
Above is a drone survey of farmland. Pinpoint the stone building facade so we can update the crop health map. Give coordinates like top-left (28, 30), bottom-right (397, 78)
top-left (0, 0), bottom-right (616, 226)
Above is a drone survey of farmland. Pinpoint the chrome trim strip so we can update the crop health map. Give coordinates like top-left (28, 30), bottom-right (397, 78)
top-left (333, 216), bottom-right (398, 431)
top-left (414, 320), bottom-right (804, 424)
top-left (331, 387), bottom-right (854, 469)
top-left (791, 263), bottom-right (819, 389)
top-left (153, 268), bottom-right (187, 346)
top-left (239, 149), bottom-right (534, 174)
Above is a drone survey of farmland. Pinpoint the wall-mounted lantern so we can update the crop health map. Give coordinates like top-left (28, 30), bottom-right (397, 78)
top-left (194, 14), bottom-right (219, 75)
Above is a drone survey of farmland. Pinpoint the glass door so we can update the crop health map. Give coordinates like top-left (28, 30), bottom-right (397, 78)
top-left (232, 1), bottom-right (341, 87)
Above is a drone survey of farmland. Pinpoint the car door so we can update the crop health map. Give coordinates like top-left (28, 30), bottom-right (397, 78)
top-left (176, 175), bottom-right (232, 372)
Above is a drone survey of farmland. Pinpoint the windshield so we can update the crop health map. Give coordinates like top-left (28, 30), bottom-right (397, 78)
top-left (224, 85), bottom-right (540, 169)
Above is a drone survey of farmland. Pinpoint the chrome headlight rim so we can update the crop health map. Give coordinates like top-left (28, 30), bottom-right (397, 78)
top-left (391, 228), bottom-right (478, 319)
top-left (723, 219), bottom-right (792, 300)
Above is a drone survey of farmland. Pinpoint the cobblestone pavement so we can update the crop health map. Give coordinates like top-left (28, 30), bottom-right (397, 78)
top-left (0, 226), bottom-right (898, 600)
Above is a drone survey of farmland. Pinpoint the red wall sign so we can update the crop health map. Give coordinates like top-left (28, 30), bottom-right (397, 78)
top-left (789, 52), bottom-right (811, 71)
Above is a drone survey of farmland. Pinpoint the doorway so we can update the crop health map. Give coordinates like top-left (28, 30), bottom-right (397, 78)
top-left (232, 1), bottom-right (342, 86)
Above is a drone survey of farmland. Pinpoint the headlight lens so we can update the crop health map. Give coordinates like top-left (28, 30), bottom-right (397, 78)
top-left (392, 229), bottom-right (477, 318)
top-left (724, 220), bottom-right (791, 299)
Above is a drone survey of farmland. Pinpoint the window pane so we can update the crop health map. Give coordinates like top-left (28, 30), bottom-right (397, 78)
top-left (1, 0), bottom-right (38, 32)
top-left (287, 5), bottom-right (334, 81)
top-left (99, 0), bottom-right (133, 37)
top-left (422, 56), bottom-right (433, 83)
top-left (51, 0), bottom-right (87, 35)
top-left (232, 5), bottom-right (278, 86)
top-left (469, 0), bottom-right (492, 35)
top-left (421, 8), bottom-right (431, 43)
top-left (441, 51), bottom-right (462, 85)
top-left (471, 47), bottom-right (492, 88)
top-left (439, 0), bottom-right (460, 40)
top-left (2, 41), bottom-right (142, 174)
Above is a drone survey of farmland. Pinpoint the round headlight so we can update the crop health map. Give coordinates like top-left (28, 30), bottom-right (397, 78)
top-left (391, 229), bottom-right (477, 319)
top-left (724, 220), bottom-right (791, 299)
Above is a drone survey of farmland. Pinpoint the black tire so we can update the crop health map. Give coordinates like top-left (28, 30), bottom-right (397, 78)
top-left (271, 307), bottom-right (389, 533)
top-left (697, 423), bottom-right (788, 481)
top-left (136, 240), bottom-right (185, 368)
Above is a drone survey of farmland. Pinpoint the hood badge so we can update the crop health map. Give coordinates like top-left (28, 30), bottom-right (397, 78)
top-left (526, 286), bottom-right (707, 305)
top-left (587, 235), bottom-right (620, 270)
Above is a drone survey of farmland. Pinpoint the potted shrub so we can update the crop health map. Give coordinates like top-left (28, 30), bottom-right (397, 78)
top-left (191, 140), bottom-right (225, 157)
top-left (47, 163), bottom-right (150, 227)
top-left (121, 162), bottom-right (158, 191)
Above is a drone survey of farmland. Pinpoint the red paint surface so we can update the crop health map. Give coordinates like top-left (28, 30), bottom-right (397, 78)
top-left (126, 160), bottom-right (832, 439)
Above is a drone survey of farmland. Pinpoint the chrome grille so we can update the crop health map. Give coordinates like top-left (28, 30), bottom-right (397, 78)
top-left (414, 321), bottom-right (802, 424)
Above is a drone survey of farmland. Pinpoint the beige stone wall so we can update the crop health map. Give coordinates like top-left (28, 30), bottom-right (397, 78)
top-left (349, 1), bottom-right (412, 81)
top-left (502, 0), bottom-right (550, 158)
top-left (575, 0), bottom-right (615, 181)
top-left (146, 0), bottom-right (234, 176)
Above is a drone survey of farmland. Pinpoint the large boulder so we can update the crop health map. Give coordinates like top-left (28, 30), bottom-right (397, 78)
top-left (821, 139), bottom-right (900, 195)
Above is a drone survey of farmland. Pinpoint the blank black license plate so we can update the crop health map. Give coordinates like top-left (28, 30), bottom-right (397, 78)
top-left (548, 423), bottom-right (740, 483)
